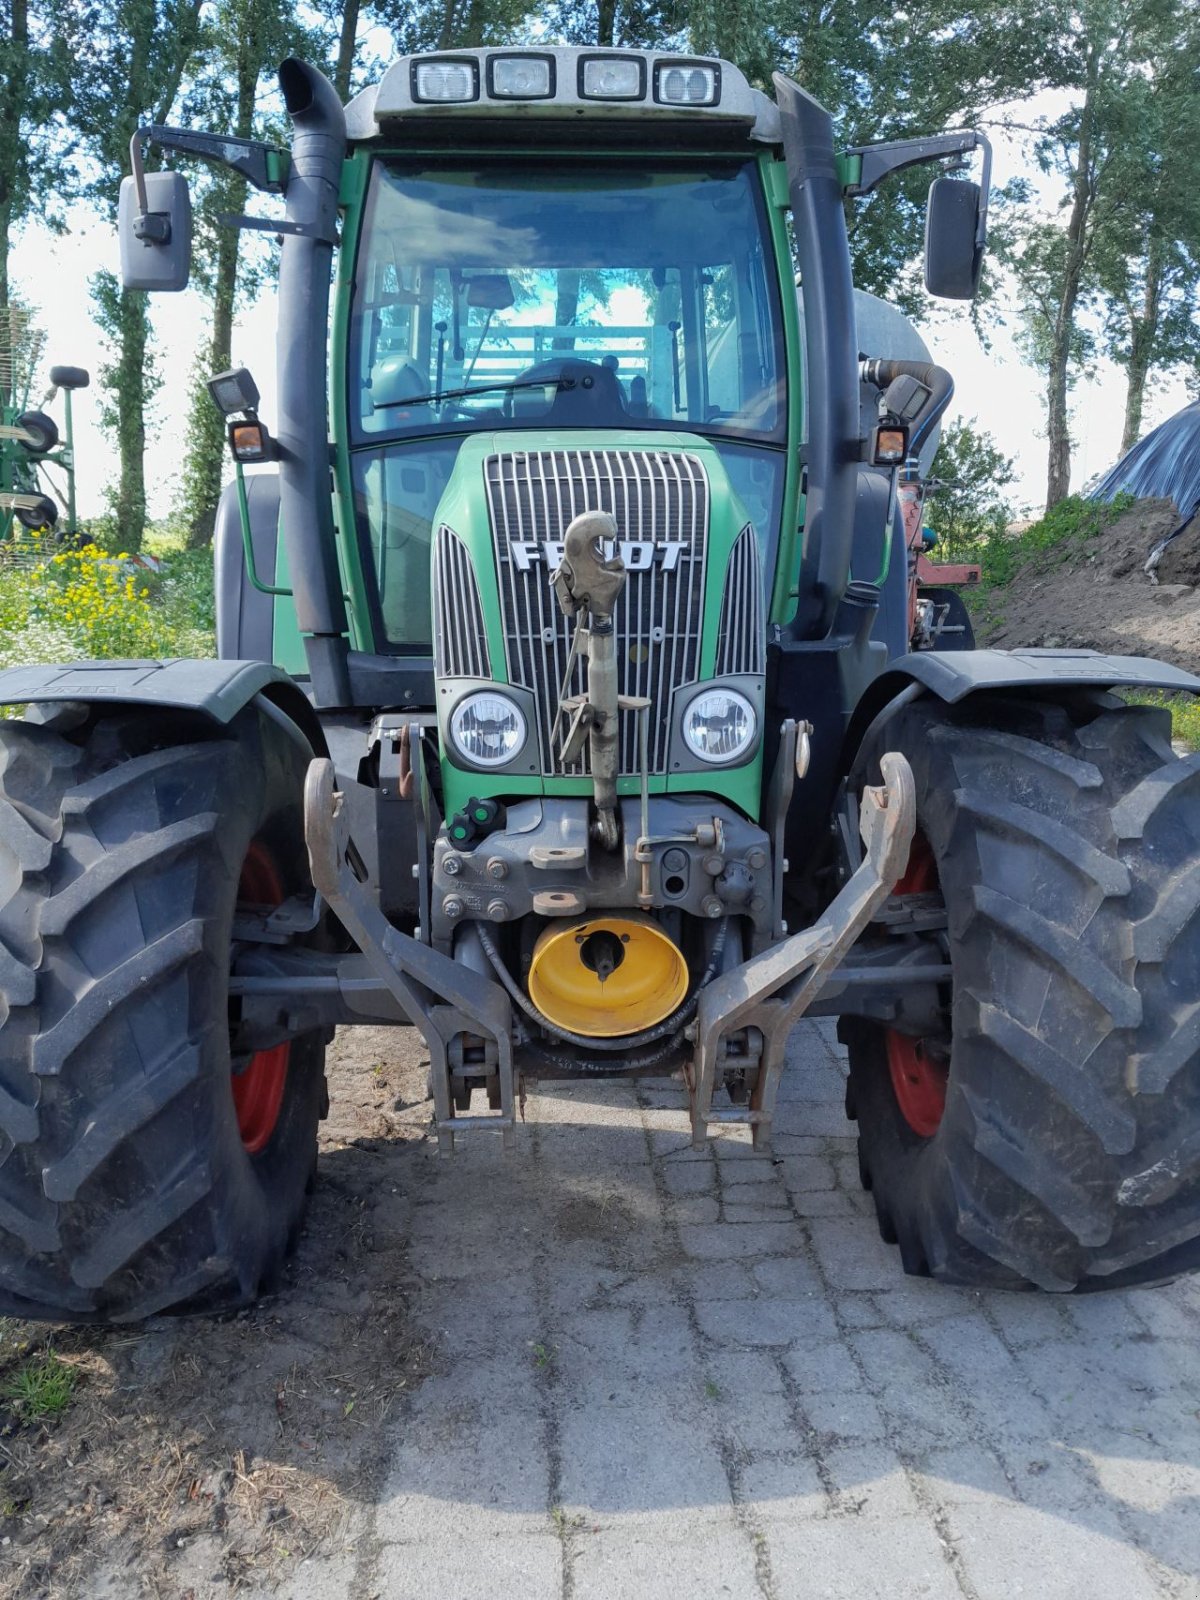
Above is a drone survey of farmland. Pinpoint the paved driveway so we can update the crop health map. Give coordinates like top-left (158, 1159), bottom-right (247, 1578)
top-left (312, 1017), bottom-right (1200, 1600)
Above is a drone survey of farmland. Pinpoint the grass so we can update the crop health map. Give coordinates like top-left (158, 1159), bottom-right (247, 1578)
top-left (1123, 691), bottom-right (1200, 751)
top-left (2, 1350), bottom-right (78, 1421)
top-left (935, 493), bottom-right (1136, 595)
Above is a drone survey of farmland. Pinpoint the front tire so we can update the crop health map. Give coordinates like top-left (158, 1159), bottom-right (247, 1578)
top-left (0, 705), bottom-right (326, 1322)
top-left (844, 693), bottom-right (1200, 1292)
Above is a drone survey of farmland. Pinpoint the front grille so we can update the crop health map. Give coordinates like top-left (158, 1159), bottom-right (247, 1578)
top-left (715, 526), bottom-right (766, 677)
top-left (483, 449), bottom-right (709, 774)
top-left (433, 525), bottom-right (490, 679)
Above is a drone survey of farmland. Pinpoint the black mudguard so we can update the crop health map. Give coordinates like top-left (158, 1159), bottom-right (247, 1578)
top-left (846, 647), bottom-right (1200, 759)
top-left (0, 658), bottom-right (327, 755)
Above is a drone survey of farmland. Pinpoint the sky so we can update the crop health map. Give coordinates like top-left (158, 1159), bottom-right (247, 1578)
top-left (9, 82), bottom-right (1192, 525)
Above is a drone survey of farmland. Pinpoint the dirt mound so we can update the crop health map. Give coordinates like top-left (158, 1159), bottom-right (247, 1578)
top-left (974, 497), bottom-right (1200, 674)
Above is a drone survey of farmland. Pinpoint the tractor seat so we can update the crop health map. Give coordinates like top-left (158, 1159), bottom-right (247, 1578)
top-left (368, 356), bottom-right (427, 411)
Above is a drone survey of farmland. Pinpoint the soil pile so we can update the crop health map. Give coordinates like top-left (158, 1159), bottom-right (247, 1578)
top-left (975, 497), bottom-right (1200, 674)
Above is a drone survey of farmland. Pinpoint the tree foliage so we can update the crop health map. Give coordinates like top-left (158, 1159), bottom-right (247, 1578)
top-left (11, 0), bottom-right (1196, 546)
top-left (72, 0), bottom-right (207, 548)
top-left (0, 0), bottom-right (73, 357)
top-left (991, 0), bottom-right (1198, 507)
top-left (1089, 18), bottom-right (1200, 454)
top-left (924, 418), bottom-right (1017, 561)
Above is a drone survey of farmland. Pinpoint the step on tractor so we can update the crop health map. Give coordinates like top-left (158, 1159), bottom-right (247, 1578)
top-left (0, 49), bottom-right (1196, 1323)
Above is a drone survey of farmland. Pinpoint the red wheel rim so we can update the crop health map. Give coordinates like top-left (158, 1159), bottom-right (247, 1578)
top-left (233, 841), bottom-right (290, 1155)
top-left (884, 830), bottom-right (948, 1137)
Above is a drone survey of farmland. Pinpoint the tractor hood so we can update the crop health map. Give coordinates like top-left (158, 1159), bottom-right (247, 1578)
top-left (427, 430), bottom-right (768, 820)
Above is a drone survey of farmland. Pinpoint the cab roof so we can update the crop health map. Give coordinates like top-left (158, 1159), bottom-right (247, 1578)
top-left (344, 47), bottom-right (781, 146)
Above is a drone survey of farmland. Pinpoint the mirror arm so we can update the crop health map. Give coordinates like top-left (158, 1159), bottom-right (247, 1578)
top-left (128, 131), bottom-right (171, 243)
top-left (130, 123), bottom-right (290, 197)
top-left (844, 130), bottom-right (992, 216)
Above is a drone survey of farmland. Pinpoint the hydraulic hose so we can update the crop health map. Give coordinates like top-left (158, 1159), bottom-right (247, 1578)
top-left (859, 358), bottom-right (954, 464)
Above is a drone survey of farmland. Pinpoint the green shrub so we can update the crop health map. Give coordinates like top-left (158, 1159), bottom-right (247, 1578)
top-left (0, 538), bottom-right (215, 677)
top-left (958, 493), bottom-right (1136, 594)
top-left (1124, 691), bottom-right (1200, 751)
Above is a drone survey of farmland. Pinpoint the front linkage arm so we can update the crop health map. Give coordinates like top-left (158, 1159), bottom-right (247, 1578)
top-left (689, 751), bottom-right (916, 1151)
top-left (304, 758), bottom-right (517, 1153)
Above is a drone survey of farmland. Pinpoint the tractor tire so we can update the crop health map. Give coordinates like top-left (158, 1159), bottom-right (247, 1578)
top-left (0, 704), bottom-right (327, 1322)
top-left (15, 411), bottom-right (58, 455)
top-left (843, 693), bottom-right (1200, 1292)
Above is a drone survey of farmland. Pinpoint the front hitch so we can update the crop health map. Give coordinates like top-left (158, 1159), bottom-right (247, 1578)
top-left (551, 509), bottom-right (627, 851)
top-left (688, 750), bottom-right (916, 1149)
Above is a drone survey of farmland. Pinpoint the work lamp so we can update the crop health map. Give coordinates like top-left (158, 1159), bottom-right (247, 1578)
top-left (207, 367), bottom-right (260, 418)
top-left (579, 56), bottom-right (645, 100)
top-left (412, 58), bottom-right (478, 103)
top-left (489, 54), bottom-right (554, 99)
top-left (654, 62), bottom-right (719, 106)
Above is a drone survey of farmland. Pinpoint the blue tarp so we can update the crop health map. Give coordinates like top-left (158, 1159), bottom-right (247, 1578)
top-left (1091, 402), bottom-right (1200, 513)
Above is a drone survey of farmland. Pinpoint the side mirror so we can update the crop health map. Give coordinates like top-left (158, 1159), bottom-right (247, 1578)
top-left (118, 170), bottom-right (192, 292)
top-left (924, 177), bottom-right (983, 300)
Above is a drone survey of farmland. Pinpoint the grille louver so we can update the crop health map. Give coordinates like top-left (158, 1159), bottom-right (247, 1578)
top-left (714, 525), bottom-right (766, 677)
top-left (433, 525), bottom-right (490, 679)
top-left (483, 448), bottom-right (709, 775)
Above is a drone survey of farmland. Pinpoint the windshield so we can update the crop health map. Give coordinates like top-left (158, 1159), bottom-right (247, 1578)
top-left (348, 158), bottom-right (785, 446)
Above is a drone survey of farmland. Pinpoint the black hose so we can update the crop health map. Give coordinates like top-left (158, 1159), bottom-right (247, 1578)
top-left (860, 358), bottom-right (954, 462)
top-left (475, 918), bottom-right (729, 1052)
top-left (519, 1035), bottom-right (689, 1077)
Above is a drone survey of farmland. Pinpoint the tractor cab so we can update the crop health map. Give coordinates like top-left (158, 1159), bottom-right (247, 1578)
top-left (345, 151), bottom-right (790, 656)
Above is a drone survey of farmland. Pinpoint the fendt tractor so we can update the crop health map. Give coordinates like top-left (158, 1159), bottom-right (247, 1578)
top-left (0, 49), bottom-right (1196, 1324)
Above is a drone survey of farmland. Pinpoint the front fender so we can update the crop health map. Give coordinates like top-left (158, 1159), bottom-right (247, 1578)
top-left (844, 647), bottom-right (1199, 769)
top-left (0, 658), bottom-right (327, 754)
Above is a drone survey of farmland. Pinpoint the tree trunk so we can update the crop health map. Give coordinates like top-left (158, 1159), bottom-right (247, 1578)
top-left (335, 0), bottom-right (360, 101)
top-left (1044, 49), bottom-right (1099, 511)
top-left (0, 206), bottom-right (9, 410)
top-left (113, 291), bottom-right (150, 551)
top-left (553, 271), bottom-right (580, 353)
top-left (108, 0), bottom-right (203, 550)
top-left (597, 0), bottom-right (617, 47)
top-left (182, 13), bottom-right (259, 548)
top-left (1119, 242), bottom-right (1162, 456)
top-left (0, 0), bottom-right (29, 405)
top-left (437, 0), bottom-right (459, 48)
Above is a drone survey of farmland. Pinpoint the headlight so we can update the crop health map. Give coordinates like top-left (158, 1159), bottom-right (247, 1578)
top-left (449, 692), bottom-right (527, 768)
top-left (682, 689), bottom-right (757, 765)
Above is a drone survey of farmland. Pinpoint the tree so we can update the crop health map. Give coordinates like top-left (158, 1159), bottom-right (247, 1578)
top-left (992, 0), bottom-right (1183, 508)
top-left (924, 417), bottom-right (1017, 560)
top-left (542, 0), bottom-right (686, 50)
top-left (1090, 28), bottom-right (1200, 454)
top-left (176, 0), bottom-right (321, 547)
top-left (689, 0), bottom-right (1063, 310)
top-left (73, 0), bottom-right (206, 550)
top-left (0, 0), bottom-right (72, 395)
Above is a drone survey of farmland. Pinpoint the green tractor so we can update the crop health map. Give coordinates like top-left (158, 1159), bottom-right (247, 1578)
top-left (0, 49), bottom-right (1196, 1322)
